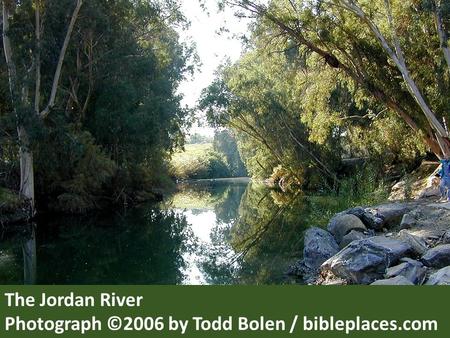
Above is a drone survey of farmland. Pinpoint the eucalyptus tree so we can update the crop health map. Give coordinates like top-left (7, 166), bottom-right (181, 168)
top-left (1, 0), bottom-right (83, 214)
top-left (200, 51), bottom-right (342, 187)
top-left (1, 0), bottom-right (194, 214)
top-left (222, 0), bottom-right (450, 158)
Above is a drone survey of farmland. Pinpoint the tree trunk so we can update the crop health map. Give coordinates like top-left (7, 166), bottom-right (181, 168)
top-left (3, 2), bottom-right (36, 215)
top-left (17, 126), bottom-right (35, 215)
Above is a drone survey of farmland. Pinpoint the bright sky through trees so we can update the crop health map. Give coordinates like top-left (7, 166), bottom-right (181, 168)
top-left (177, 0), bottom-right (248, 136)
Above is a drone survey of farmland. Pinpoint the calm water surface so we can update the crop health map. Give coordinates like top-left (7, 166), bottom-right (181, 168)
top-left (0, 179), bottom-right (355, 284)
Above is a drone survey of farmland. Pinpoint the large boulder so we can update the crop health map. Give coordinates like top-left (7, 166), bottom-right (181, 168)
top-left (366, 203), bottom-right (415, 229)
top-left (385, 258), bottom-right (427, 285)
top-left (359, 211), bottom-right (385, 230)
top-left (400, 212), bottom-right (417, 230)
top-left (371, 275), bottom-right (414, 285)
top-left (421, 244), bottom-right (450, 268)
top-left (425, 266), bottom-right (450, 285)
top-left (327, 214), bottom-right (367, 243)
top-left (366, 236), bottom-right (412, 261)
top-left (321, 236), bottom-right (412, 284)
top-left (398, 230), bottom-right (428, 256)
top-left (331, 206), bottom-right (384, 231)
top-left (331, 204), bottom-right (413, 231)
top-left (339, 230), bottom-right (370, 249)
top-left (301, 227), bottom-right (339, 272)
top-left (441, 231), bottom-right (450, 245)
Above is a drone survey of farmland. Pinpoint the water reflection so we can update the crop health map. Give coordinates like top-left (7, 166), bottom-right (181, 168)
top-left (0, 210), bottom-right (195, 284)
top-left (22, 225), bottom-right (36, 284)
top-left (0, 179), bottom-right (357, 285)
top-left (164, 181), bottom-right (305, 285)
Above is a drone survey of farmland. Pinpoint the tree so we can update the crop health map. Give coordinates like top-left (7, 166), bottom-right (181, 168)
top-left (2, 0), bottom-right (83, 214)
top-left (200, 51), bottom-right (342, 187)
top-left (1, 0), bottom-right (194, 213)
top-left (222, 0), bottom-right (450, 158)
top-left (213, 129), bottom-right (247, 177)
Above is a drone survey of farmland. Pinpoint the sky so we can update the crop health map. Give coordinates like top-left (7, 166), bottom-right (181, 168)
top-left (176, 0), bottom-right (249, 137)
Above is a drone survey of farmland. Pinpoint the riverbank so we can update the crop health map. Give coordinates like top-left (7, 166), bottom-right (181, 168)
top-left (289, 198), bottom-right (450, 285)
top-left (0, 188), bottom-right (30, 227)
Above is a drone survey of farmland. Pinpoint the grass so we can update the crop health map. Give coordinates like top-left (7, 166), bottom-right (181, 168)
top-left (171, 143), bottom-right (213, 172)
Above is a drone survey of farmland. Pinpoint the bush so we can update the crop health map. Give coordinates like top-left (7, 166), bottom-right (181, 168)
top-left (170, 144), bottom-right (231, 180)
top-left (37, 130), bottom-right (117, 213)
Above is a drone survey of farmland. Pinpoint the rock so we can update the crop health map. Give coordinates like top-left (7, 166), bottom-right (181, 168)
top-left (400, 212), bottom-right (417, 229)
top-left (425, 266), bottom-right (450, 285)
top-left (327, 214), bottom-right (367, 243)
top-left (320, 277), bottom-right (348, 285)
top-left (398, 230), bottom-right (428, 256)
top-left (369, 203), bottom-right (415, 228)
top-left (342, 206), bottom-right (384, 230)
top-left (302, 227), bottom-right (339, 270)
top-left (385, 258), bottom-right (427, 284)
top-left (346, 207), bottom-right (366, 219)
top-left (421, 244), bottom-right (450, 268)
top-left (371, 275), bottom-right (415, 285)
top-left (321, 236), bottom-right (412, 284)
top-left (336, 204), bottom-right (408, 231)
top-left (418, 187), bottom-right (440, 199)
top-left (339, 230), bottom-right (369, 249)
top-left (368, 236), bottom-right (412, 261)
top-left (359, 210), bottom-right (385, 230)
top-left (441, 231), bottom-right (450, 244)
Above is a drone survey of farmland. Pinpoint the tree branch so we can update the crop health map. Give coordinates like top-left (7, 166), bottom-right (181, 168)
top-left (40, 0), bottom-right (83, 118)
top-left (2, 2), bottom-right (19, 109)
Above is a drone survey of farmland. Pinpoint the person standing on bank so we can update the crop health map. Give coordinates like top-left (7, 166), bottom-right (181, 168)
top-left (438, 159), bottom-right (450, 202)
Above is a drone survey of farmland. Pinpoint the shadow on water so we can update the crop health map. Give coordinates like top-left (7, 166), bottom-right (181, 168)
top-left (0, 179), bottom-right (361, 285)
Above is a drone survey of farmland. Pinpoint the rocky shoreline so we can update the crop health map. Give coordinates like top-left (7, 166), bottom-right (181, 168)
top-left (289, 199), bottom-right (450, 285)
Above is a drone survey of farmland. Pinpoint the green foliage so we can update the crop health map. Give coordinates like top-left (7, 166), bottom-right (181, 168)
top-left (42, 131), bottom-right (117, 213)
top-left (0, 0), bottom-right (195, 212)
top-left (213, 130), bottom-right (247, 177)
top-left (201, 0), bottom-right (440, 192)
top-left (200, 50), bottom-right (341, 187)
top-left (170, 133), bottom-right (248, 180)
top-left (0, 187), bottom-right (21, 212)
top-left (336, 164), bottom-right (390, 207)
top-left (170, 143), bottom-right (231, 179)
top-left (187, 133), bottom-right (213, 144)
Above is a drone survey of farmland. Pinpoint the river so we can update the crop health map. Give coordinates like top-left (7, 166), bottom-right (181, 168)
top-left (0, 179), bottom-right (359, 285)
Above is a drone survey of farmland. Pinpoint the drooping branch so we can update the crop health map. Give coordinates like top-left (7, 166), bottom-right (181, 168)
top-left (226, 1), bottom-right (448, 157)
top-left (227, 0), bottom-right (341, 67)
top-left (337, 0), bottom-right (449, 156)
top-left (40, 0), bottom-right (83, 118)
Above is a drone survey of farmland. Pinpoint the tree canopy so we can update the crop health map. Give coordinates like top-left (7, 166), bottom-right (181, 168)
top-left (200, 0), bottom-right (448, 187)
top-left (0, 0), bottom-right (195, 213)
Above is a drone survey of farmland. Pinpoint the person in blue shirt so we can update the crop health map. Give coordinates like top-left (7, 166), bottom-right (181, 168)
top-left (438, 159), bottom-right (450, 201)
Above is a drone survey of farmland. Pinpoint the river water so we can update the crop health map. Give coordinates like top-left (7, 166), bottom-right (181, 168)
top-left (0, 179), bottom-right (357, 285)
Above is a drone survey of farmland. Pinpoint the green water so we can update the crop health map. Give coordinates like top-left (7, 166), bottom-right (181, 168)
top-left (0, 180), bottom-right (360, 285)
